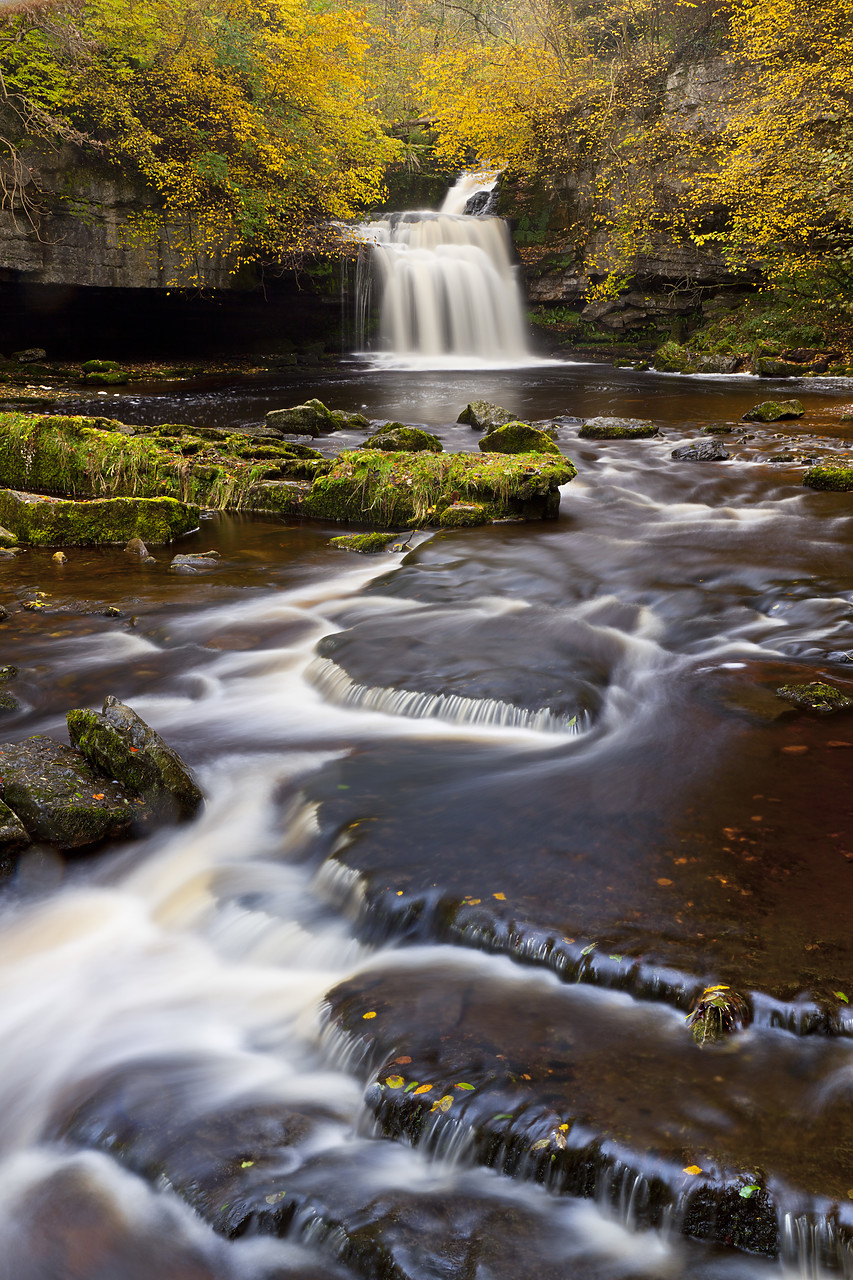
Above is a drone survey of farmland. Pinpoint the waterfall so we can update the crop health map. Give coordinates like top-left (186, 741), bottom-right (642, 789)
top-left (351, 172), bottom-right (531, 367)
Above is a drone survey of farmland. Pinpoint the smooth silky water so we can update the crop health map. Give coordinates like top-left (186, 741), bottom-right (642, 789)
top-left (5, 244), bottom-right (853, 1275)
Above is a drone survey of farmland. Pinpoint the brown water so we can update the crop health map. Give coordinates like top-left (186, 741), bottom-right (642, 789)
top-left (1, 361), bottom-right (853, 1280)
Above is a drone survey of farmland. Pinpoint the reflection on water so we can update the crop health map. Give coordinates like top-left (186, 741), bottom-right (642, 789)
top-left (1, 366), bottom-right (853, 1278)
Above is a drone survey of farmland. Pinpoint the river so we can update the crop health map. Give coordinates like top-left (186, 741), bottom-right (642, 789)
top-left (0, 360), bottom-right (852, 1280)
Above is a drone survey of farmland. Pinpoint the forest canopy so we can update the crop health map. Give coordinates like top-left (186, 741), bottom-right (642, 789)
top-left (2, 0), bottom-right (852, 304)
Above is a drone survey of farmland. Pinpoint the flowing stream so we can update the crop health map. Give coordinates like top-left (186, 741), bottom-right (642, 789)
top-left (1, 361), bottom-right (853, 1279)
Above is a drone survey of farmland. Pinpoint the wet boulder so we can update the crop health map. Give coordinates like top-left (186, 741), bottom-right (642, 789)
top-left (0, 524), bottom-right (16, 546)
top-left (169, 550), bottom-right (221, 573)
top-left (0, 798), bottom-right (29, 854)
top-left (742, 399), bottom-right (805, 422)
top-left (67, 696), bottom-right (203, 822)
top-left (265, 399), bottom-right (368, 436)
top-left (579, 417), bottom-right (657, 439)
top-left (330, 533), bottom-right (403, 553)
top-left (0, 489), bottom-right (200, 546)
top-left (478, 423), bottom-right (561, 455)
top-left (775, 681), bottom-right (853, 713)
top-left (456, 401), bottom-right (516, 431)
top-left (754, 357), bottom-right (824, 377)
top-left (803, 464), bottom-right (853, 491)
top-left (361, 426), bottom-right (443, 453)
top-left (671, 440), bottom-right (730, 461)
top-left (0, 736), bottom-right (142, 849)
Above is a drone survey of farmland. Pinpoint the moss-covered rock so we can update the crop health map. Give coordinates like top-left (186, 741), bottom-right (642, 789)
top-left (703, 423), bottom-right (734, 435)
top-left (579, 417), bottom-right (657, 439)
top-left (0, 735), bottom-right (144, 849)
top-left (0, 798), bottom-right (29, 854)
top-left (653, 340), bottom-right (690, 373)
top-left (803, 465), bottom-right (853, 491)
top-left (456, 401), bottom-right (516, 431)
top-left (478, 423), bottom-right (561, 455)
top-left (438, 502), bottom-right (490, 527)
top-left (775, 681), bottom-right (853, 713)
top-left (81, 370), bottom-right (130, 386)
top-left (80, 359), bottom-right (123, 374)
top-left (0, 489), bottom-right (200, 546)
top-left (743, 400), bottom-right (805, 422)
top-left (361, 426), bottom-right (443, 453)
top-left (264, 399), bottom-right (367, 437)
top-left (330, 532), bottom-right (402, 553)
top-left (67, 696), bottom-right (203, 822)
top-left (303, 449), bottom-right (576, 528)
top-left (754, 357), bottom-right (819, 377)
top-left (0, 524), bottom-right (17, 546)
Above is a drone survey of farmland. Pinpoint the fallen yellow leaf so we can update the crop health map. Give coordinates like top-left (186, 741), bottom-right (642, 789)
top-left (362, 1011), bottom-right (377, 1020)
top-left (683, 1165), bottom-right (703, 1176)
top-left (493, 892), bottom-right (506, 900)
top-left (413, 1083), bottom-right (433, 1094)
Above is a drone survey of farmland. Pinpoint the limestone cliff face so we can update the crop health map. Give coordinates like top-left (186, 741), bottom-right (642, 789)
top-left (0, 135), bottom-right (232, 291)
top-left (502, 55), bottom-right (754, 334)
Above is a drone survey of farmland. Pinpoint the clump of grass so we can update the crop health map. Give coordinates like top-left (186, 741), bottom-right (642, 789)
top-left (687, 985), bottom-right (751, 1046)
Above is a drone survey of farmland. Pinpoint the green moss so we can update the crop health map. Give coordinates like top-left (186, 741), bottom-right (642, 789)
top-left (362, 426), bottom-right (444, 453)
top-left (81, 371), bottom-right (130, 386)
top-left (653, 340), bottom-right (690, 373)
top-left (0, 489), bottom-right (200, 546)
top-left (743, 400), bottom-right (805, 423)
top-left (80, 360), bottom-right (123, 373)
top-left (776, 681), bottom-right (853, 712)
top-left (303, 449), bottom-right (576, 528)
top-left (438, 503), bottom-right (489, 527)
top-left (803, 465), bottom-right (853, 491)
top-left (478, 423), bottom-right (561, 455)
top-left (579, 418), bottom-right (657, 439)
top-left (330, 532), bottom-right (401, 552)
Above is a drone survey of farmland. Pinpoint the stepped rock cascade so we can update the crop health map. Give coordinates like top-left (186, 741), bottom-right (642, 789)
top-left (352, 173), bottom-right (531, 366)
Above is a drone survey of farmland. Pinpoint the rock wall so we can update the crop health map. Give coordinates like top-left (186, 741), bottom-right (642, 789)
top-left (504, 55), bottom-right (756, 337)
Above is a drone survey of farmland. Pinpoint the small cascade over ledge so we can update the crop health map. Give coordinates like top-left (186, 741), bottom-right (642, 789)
top-left (351, 171), bottom-right (532, 367)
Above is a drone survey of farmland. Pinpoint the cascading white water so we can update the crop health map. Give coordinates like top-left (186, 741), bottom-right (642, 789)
top-left (352, 171), bottom-right (531, 365)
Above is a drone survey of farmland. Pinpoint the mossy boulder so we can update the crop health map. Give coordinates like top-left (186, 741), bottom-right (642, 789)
top-left (0, 524), bottom-right (17, 546)
top-left (438, 502), bottom-right (490, 527)
top-left (754, 357), bottom-right (819, 377)
top-left (264, 399), bottom-right (367, 437)
top-left (703, 423), bottom-right (734, 435)
top-left (803, 465), bottom-right (853, 491)
top-left (0, 798), bottom-right (29, 854)
top-left (81, 370), bottom-right (130, 386)
top-left (0, 489), bottom-right (200, 546)
top-left (67, 695), bottom-right (203, 822)
top-left (456, 401), bottom-right (516, 431)
top-left (579, 417), bottom-right (657, 439)
top-left (0, 735), bottom-right (144, 849)
top-left (478, 423), bottom-right (560, 455)
top-left (330, 532), bottom-right (402, 553)
top-left (361, 426), bottom-right (443, 453)
top-left (80, 359), bottom-right (123, 374)
top-left (653, 340), bottom-right (690, 373)
top-left (303, 449), bottom-right (576, 528)
top-left (775, 681), bottom-right (853, 713)
top-left (743, 400), bottom-right (805, 422)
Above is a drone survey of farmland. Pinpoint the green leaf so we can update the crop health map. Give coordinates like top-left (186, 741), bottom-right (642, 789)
top-left (492, 1113), bottom-right (513, 1120)
top-left (581, 943), bottom-right (596, 956)
top-left (739, 1184), bottom-right (760, 1199)
top-left (454, 1082), bottom-right (475, 1090)
top-left (834, 991), bottom-right (849, 1004)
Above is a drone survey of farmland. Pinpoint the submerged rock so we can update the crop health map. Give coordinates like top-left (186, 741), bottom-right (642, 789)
top-left (0, 489), bottom-right (200, 546)
top-left (671, 440), bottom-right (730, 461)
top-left (0, 736), bottom-right (141, 849)
top-left (742, 399), bottom-right (805, 422)
top-left (169, 550), bottom-right (221, 573)
top-left (361, 426), bottom-right (443, 453)
top-left (456, 401), bottom-right (516, 431)
top-left (67, 695), bottom-right (203, 822)
top-left (775, 681), bottom-right (853, 713)
top-left (478, 423), bottom-right (561, 455)
top-left (579, 417), bottom-right (657, 439)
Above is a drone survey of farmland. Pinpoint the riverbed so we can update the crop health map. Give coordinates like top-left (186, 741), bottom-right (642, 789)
top-left (0, 360), bottom-right (852, 1280)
